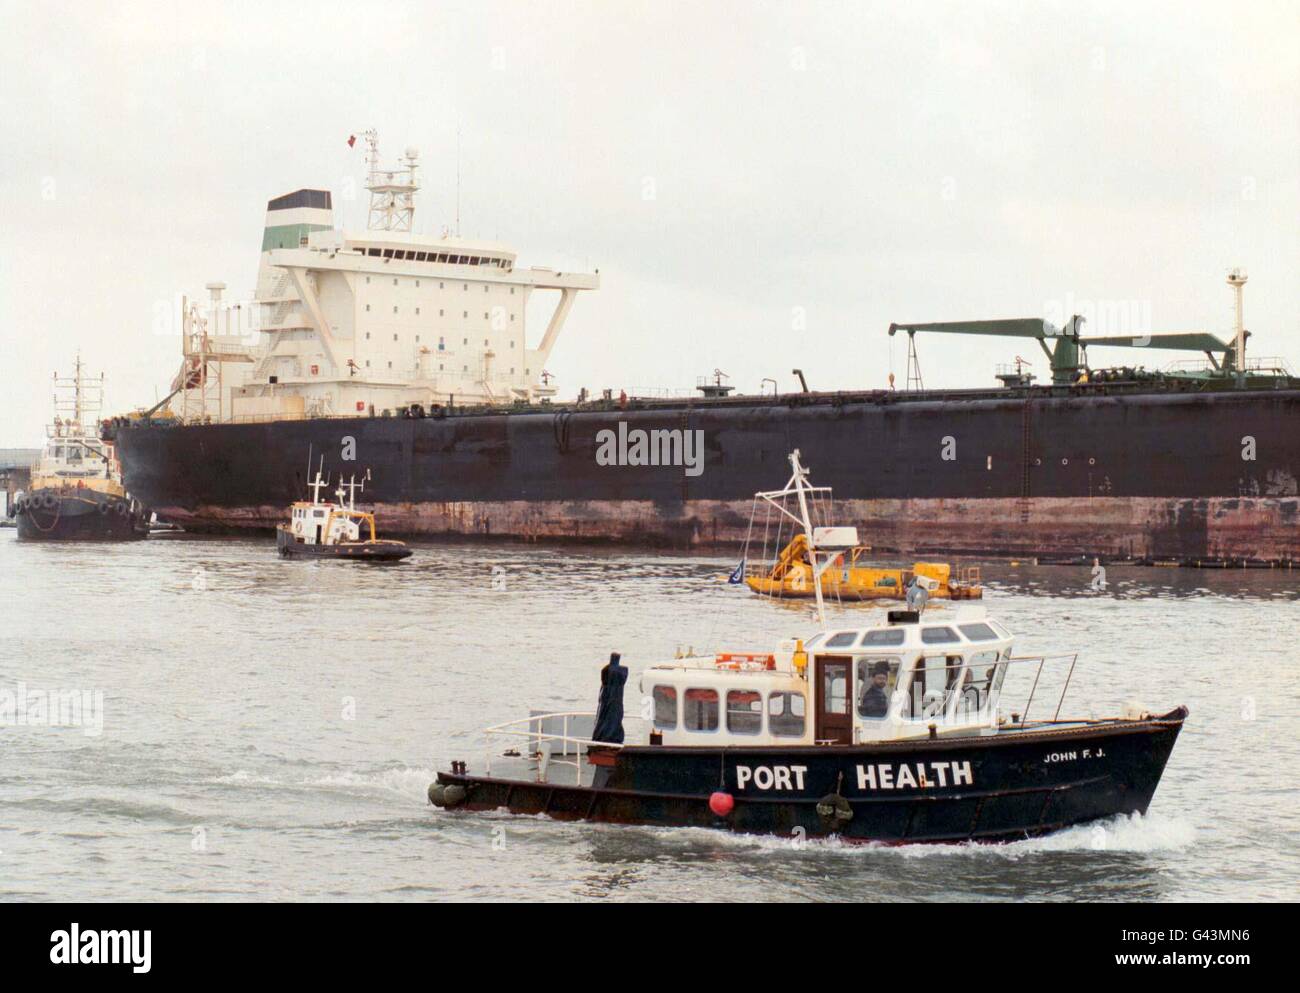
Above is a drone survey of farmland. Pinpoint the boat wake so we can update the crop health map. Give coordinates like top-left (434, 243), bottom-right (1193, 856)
top-left (618, 810), bottom-right (1196, 858)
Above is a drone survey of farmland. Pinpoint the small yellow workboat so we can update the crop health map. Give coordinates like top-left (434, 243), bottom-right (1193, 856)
top-left (745, 535), bottom-right (982, 601)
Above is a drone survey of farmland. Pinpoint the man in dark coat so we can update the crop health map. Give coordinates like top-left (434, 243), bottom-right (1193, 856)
top-left (858, 659), bottom-right (892, 718)
top-left (592, 652), bottom-right (628, 743)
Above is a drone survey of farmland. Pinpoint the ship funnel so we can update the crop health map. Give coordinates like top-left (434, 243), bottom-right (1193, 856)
top-left (261, 189), bottom-right (334, 253)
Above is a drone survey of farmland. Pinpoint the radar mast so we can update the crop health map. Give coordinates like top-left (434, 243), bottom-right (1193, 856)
top-left (363, 129), bottom-right (420, 232)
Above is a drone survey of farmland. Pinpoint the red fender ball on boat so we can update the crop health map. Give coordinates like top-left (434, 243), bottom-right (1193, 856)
top-left (709, 791), bottom-right (735, 817)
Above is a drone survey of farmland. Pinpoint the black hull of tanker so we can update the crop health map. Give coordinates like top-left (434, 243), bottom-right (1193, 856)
top-left (110, 384), bottom-right (1300, 560)
top-left (12, 489), bottom-right (148, 542)
top-left (274, 526), bottom-right (411, 561)
top-left (432, 709), bottom-right (1186, 844)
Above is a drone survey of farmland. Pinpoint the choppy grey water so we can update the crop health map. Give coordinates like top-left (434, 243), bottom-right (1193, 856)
top-left (2, 530), bottom-right (1298, 902)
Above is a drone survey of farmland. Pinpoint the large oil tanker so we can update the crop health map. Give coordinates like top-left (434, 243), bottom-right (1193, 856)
top-left (109, 134), bottom-right (1300, 563)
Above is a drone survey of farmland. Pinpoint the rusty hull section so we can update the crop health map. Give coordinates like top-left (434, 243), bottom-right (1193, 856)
top-left (154, 494), bottom-right (1299, 561)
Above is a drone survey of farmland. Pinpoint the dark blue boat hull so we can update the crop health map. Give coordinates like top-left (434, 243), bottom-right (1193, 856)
top-left (433, 709), bottom-right (1186, 843)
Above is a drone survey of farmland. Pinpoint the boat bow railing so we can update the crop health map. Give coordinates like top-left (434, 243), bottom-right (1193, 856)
top-left (999, 653), bottom-right (1080, 726)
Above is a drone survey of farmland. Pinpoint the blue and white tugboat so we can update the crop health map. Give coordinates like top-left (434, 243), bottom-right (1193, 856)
top-left (429, 451), bottom-right (1187, 843)
top-left (276, 467), bottom-right (411, 562)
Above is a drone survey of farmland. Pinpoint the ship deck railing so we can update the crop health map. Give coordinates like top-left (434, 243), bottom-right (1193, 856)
top-left (482, 711), bottom-right (649, 786)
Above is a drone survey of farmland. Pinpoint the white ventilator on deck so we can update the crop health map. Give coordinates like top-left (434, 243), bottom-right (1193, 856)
top-left (166, 129), bottom-right (600, 423)
top-left (1227, 267), bottom-right (1247, 376)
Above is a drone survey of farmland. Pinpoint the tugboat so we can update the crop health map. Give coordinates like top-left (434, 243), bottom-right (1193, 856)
top-left (276, 466), bottom-right (411, 562)
top-left (12, 358), bottom-right (149, 542)
top-left (429, 451), bottom-right (1187, 844)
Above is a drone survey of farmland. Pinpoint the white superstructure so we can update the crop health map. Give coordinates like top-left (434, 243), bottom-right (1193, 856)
top-left (171, 131), bottom-right (598, 423)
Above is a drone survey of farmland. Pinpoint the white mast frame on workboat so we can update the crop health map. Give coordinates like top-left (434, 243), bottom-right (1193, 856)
top-left (750, 449), bottom-right (846, 628)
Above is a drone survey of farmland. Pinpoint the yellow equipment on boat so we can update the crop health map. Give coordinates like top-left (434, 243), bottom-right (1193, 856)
top-left (745, 535), bottom-right (982, 601)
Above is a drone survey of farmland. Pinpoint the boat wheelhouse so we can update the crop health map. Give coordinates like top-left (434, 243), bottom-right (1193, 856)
top-left (429, 450), bottom-right (1187, 843)
top-left (644, 612), bottom-right (1013, 750)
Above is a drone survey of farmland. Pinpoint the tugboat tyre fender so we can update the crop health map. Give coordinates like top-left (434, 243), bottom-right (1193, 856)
top-left (115, 502), bottom-right (129, 516)
top-left (97, 502), bottom-right (110, 515)
top-left (815, 794), bottom-right (854, 824)
top-left (428, 783), bottom-right (446, 807)
top-left (441, 784), bottom-right (467, 809)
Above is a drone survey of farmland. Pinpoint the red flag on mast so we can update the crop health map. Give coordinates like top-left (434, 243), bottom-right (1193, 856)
top-left (347, 135), bottom-right (356, 148)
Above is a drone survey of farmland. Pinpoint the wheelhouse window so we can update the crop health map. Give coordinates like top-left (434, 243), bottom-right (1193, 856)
top-left (911, 655), bottom-right (957, 718)
top-left (767, 691), bottom-right (806, 737)
top-left (651, 685), bottom-right (677, 729)
top-left (958, 622), bottom-right (999, 642)
top-left (725, 690), bottom-right (762, 735)
top-left (861, 628), bottom-right (906, 647)
top-left (824, 631), bottom-right (857, 648)
top-left (956, 649), bottom-right (1000, 716)
top-left (683, 688), bottom-right (719, 732)
top-left (921, 626), bottom-right (960, 644)
top-left (856, 657), bottom-right (904, 719)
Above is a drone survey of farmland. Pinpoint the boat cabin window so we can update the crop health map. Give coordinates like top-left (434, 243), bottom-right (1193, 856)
top-left (956, 649), bottom-right (1000, 716)
top-left (856, 657), bottom-right (904, 719)
top-left (820, 665), bottom-right (849, 716)
top-left (824, 631), bottom-right (857, 648)
top-left (911, 655), bottom-right (958, 718)
top-left (683, 688), bottom-right (719, 732)
top-left (958, 622), bottom-right (999, 642)
top-left (651, 685), bottom-right (677, 729)
top-left (767, 691), bottom-right (806, 737)
top-left (920, 626), bottom-right (960, 644)
top-left (803, 633), bottom-right (826, 649)
top-left (726, 690), bottom-right (763, 735)
top-left (860, 628), bottom-right (906, 647)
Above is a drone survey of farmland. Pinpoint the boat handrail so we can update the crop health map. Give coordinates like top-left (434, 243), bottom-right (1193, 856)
top-left (1000, 653), bottom-right (1080, 725)
top-left (482, 711), bottom-right (648, 785)
top-left (883, 651), bottom-right (1080, 729)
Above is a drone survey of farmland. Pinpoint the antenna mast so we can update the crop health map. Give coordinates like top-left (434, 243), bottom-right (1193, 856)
top-left (363, 129), bottom-right (420, 232)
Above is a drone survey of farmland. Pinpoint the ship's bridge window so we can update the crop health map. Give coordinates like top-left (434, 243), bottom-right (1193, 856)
top-left (368, 248), bottom-right (380, 257)
top-left (920, 626), bottom-right (960, 644)
top-left (768, 691), bottom-right (806, 737)
top-left (683, 688), bottom-right (719, 732)
top-left (725, 690), bottom-right (762, 735)
top-left (803, 633), bottom-right (826, 649)
top-left (860, 628), bottom-right (906, 647)
top-left (314, 509), bottom-right (326, 518)
top-left (958, 622), bottom-right (999, 642)
top-left (824, 631), bottom-right (858, 649)
top-left (856, 657), bottom-right (904, 719)
top-left (652, 686), bottom-right (677, 729)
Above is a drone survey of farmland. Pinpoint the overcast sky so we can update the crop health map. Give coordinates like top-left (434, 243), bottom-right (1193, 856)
top-left (2, 0), bottom-right (1296, 445)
